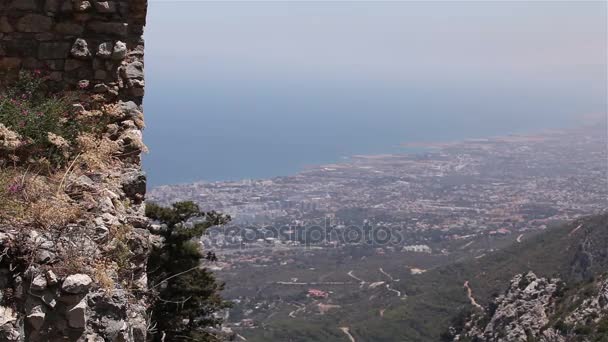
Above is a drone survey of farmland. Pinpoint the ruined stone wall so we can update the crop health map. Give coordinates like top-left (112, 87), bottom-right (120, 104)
top-left (0, 0), bottom-right (146, 102)
top-left (0, 1), bottom-right (150, 341)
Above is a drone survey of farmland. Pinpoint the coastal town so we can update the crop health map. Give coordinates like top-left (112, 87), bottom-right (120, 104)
top-left (150, 124), bottom-right (606, 246)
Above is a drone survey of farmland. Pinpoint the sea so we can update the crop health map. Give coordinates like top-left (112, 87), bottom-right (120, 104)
top-left (142, 75), bottom-right (604, 186)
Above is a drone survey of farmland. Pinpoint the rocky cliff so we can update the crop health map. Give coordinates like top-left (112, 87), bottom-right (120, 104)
top-left (0, 0), bottom-right (150, 341)
top-left (451, 214), bottom-right (608, 342)
top-left (455, 272), bottom-right (608, 342)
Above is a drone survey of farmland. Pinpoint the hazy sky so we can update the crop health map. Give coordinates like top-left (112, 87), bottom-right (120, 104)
top-left (146, 1), bottom-right (605, 82)
top-left (143, 1), bottom-right (607, 185)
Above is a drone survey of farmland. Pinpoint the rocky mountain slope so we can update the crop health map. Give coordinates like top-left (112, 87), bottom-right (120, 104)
top-left (449, 213), bottom-right (608, 342)
top-left (454, 272), bottom-right (608, 341)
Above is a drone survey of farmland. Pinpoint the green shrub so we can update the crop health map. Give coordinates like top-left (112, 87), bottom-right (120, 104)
top-left (574, 324), bottom-right (592, 335)
top-left (597, 317), bottom-right (608, 334)
top-left (0, 71), bottom-right (80, 164)
top-left (554, 319), bottom-right (570, 334)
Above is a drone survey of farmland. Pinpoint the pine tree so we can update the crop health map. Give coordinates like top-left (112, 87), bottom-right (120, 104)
top-left (146, 201), bottom-right (231, 341)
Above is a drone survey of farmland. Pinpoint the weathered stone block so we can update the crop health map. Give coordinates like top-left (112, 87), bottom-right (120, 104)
top-left (46, 59), bottom-right (65, 70)
top-left (66, 299), bottom-right (86, 328)
top-left (60, 0), bottom-right (73, 12)
top-left (55, 22), bottom-right (84, 35)
top-left (0, 57), bottom-right (21, 70)
top-left (26, 305), bottom-right (45, 330)
top-left (61, 274), bottom-right (92, 294)
top-left (121, 170), bottom-right (146, 202)
top-left (94, 69), bottom-right (106, 79)
top-left (38, 42), bottom-right (70, 59)
top-left (17, 14), bottom-right (53, 33)
top-left (124, 61), bottom-right (143, 79)
top-left (64, 58), bottom-right (85, 71)
top-left (93, 83), bottom-right (108, 93)
top-left (30, 275), bottom-right (47, 292)
top-left (6, 40), bottom-right (38, 56)
top-left (9, 0), bottom-right (38, 10)
top-left (0, 17), bottom-right (13, 33)
top-left (44, 0), bottom-right (60, 13)
top-left (22, 57), bottom-right (43, 69)
top-left (35, 32), bottom-right (56, 41)
top-left (88, 21), bottom-right (128, 37)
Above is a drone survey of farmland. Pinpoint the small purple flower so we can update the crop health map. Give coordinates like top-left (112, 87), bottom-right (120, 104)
top-left (7, 183), bottom-right (23, 195)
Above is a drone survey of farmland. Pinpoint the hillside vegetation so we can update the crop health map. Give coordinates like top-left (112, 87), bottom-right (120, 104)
top-left (393, 213), bottom-right (608, 341)
top-left (249, 213), bottom-right (607, 341)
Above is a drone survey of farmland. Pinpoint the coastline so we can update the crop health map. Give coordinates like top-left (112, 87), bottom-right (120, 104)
top-left (149, 122), bottom-right (601, 189)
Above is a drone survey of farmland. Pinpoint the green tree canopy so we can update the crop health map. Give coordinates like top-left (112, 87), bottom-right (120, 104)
top-left (146, 201), bottom-right (231, 341)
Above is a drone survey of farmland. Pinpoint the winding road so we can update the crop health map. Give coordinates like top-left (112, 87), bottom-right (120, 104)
top-left (464, 281), bottom-right (483, 310)
top-left (339, 327), bottom-right (356, 342)
top-left (379, 268), bottom-right (399, 282)
top-left (347, 270), bottom-right (367, 288)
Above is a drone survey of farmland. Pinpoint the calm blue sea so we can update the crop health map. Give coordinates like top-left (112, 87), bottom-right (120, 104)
top-left (142, 75), bottom-right (602, 186)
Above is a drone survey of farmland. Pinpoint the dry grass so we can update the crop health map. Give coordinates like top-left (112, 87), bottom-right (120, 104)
top-left (28, 195), bottom-right (82, 229)
top-left (77, 133), bottom-right (120, 171)
top-left (0, 164), bottom-right (82, 229)
top-left (94, 261), bottom-right (116, 291)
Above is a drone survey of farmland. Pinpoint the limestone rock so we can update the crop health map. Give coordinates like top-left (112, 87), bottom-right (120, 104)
top-left (121, 169), bottom-right (146, 203)
top-left (0, 306), bottom-right (17, 325)
top-left (124, 61), bottom-right (144, 79)
top-left (112, 40), bottom-right (127, 60)
top-left (94, 1), bottom-right (116, 13)
top-left (62, 274), bottom-right (93, 294)
top-left (94, 83), bottom-right (109, 93)
top-left (45, 270), bottom-right (58, 285)
top-left (30, 274), bottom-right (47, 292)
top-left (71, 38), bottom-right (91, 59)
top-left (26, 305), bottom-right (45, 330)
top-left (97, 42), bottom-right (113, 59)
top-left (455, 273), bottom-right (608, 341)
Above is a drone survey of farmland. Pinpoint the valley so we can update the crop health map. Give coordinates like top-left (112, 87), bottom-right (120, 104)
top-left (149, 123), bottom-right (607, 341)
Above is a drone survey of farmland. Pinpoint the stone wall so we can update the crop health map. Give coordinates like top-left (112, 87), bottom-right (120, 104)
top-left (0, 0), bottom-right (147, 103)
top-left (0, 1), bottom-right (150, 341)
